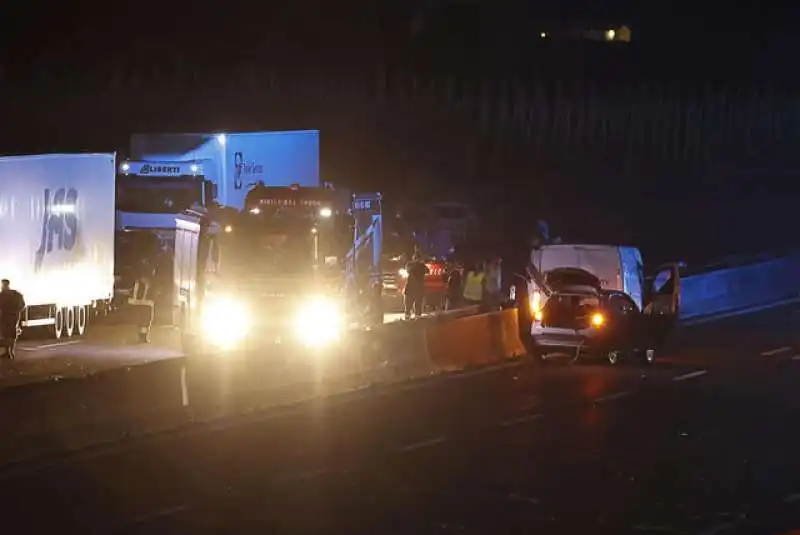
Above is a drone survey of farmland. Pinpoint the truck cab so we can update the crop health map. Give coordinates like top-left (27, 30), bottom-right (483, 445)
top-left (116, 160), bottom-right (217, 216)
top-left (114, 160), bottom-right (218, 323)
top-left (180, 183), bottom-right (379, 356)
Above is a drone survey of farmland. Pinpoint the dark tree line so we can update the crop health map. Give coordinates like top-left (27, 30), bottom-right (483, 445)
top-left (5, 65), bottom-right (796, 183)
top-left (2, 63), bottom-right (798, 264)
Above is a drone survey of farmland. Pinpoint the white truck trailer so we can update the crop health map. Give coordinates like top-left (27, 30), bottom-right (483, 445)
top-left (0, 153), bottom-right (116, 339)
top-left (128, 130), bottom-right (321, 211)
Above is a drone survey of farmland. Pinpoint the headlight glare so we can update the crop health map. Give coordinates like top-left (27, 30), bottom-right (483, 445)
top-left (293, 296), bottom-right (344, 348)
top-left (201, 295), bottom-right (250, 349)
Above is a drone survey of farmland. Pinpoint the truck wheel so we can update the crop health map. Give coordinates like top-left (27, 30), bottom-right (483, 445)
top-left (76, 306), bottom-right (87, 336)
top-left (65, 307), bottom-right (75, 337)
top-left (50, 307), bottom-right (64, 340)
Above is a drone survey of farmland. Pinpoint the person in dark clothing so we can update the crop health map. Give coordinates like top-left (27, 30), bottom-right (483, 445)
top-left (0, 279), bottom-right (25, 360)
top-left (403, 255), bottom-right (429, 319)
top-left (129, 239), bottom-right (159, 344)
top-left (444, 261), bottom-right (463, 311)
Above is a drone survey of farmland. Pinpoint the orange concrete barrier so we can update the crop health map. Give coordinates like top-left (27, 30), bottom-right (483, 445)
top-left (497, 308), bottom-right (528, 359)
top-left (426, 313), bottom-right (494, 370)
top-left (359, 320), bottom-right (436, 381)
top-left (425, 308), bottom-right (528, 371)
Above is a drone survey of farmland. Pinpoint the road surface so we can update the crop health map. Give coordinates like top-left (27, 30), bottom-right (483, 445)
top-left (1, 306), bottom-right (799, 534)
top-left (0, 325), bottom-right (182, 387)
top-left (1, 313), bottom-right (410, 388)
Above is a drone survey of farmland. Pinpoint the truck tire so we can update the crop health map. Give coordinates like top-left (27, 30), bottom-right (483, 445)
top-left (50, 306), bottom-right (64, 340)
top-left (75, 306), bottom-right (87, 336)
top-left (65, 307), bottom-right (75, 338)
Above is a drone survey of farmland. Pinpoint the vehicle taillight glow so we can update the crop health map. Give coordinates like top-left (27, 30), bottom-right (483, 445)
top-left (427, 263), bottom-right (444, 276)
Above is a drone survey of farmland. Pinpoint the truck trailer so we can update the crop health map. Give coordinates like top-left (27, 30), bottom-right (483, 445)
top-left (0, 153), bottom-right (116, 339)
top-left (128, 130), bottom-right (320, 211)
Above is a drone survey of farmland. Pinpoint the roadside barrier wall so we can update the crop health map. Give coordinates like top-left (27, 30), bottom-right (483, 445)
top-left (680, 249), bottom-right (800, 320)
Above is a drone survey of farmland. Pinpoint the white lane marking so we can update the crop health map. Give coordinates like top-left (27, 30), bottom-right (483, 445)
top-left (784, 493), bottom-right (800, 504)
top-left (180, 366), bottom-right (189, 407)
top-left (18, 340), bottom-right (81, 351)
top-left (633, 525), bottom-right (686, 533)
top-left (593, 391), bottom-right (631, 404)
top-left (761, 346), bottom-right (792, 357)
top-left (790, 355), bottom-right (800, 361)
top-left (673, 370), bottom-right (708, 382)
top-left (275, 468), bottom-right (331, 484)
top-left (698, 522), bottom-right (738, 535)
top-left (397, 436), bottom-right (446, 452)
top-left (128, 503), bottom-right (192, 525)
top-left (448, 360), bottom-right (523, 380)
top-left (497, 413), bottom-right (542, 427)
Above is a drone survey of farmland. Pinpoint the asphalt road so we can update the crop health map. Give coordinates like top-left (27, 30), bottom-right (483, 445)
top-left (1, 314), bottom-right (409, 388)
top-left (2, 306), bottom-right (800, 534)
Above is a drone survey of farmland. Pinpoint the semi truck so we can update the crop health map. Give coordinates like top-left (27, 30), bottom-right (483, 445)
top-left (114, 160), bottom-right (218, 325)
top-left (176, 183), bottom-right (383, 356)
top-left (0, 153), bottom-right (116, 339)
top-left (127, 130), bottom-right (320, 211)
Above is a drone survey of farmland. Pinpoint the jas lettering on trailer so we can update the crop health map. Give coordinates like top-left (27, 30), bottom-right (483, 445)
top-left (139, 164), bottom-right (180, 175)
top-left (35, 188), bottom-right (79, 271)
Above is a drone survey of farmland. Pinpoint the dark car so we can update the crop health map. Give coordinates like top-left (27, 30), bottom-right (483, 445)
top-left (526, 265), bottom-right (680, 365)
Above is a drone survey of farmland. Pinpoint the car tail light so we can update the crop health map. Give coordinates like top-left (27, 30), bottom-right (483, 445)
top-left (427, 263), bottom-right (444, 276)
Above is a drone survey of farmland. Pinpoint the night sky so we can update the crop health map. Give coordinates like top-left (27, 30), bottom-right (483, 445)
top-left (1, 1), bottom-right (798, 264)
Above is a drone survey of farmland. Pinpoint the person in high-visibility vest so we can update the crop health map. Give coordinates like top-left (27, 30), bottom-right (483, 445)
top-left (462, 262), bottom-right (486, 305)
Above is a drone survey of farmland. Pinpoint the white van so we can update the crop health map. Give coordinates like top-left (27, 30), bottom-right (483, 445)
top-left (529, 244), bottom-right (645, 310)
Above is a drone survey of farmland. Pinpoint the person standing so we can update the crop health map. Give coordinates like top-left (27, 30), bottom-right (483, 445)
top-left (404, 254), bottom-right (429, 319)
top-left (0, 279), bottom-right (26, 360)
top-left (128, 236), bottom-right (158, 344)
top-left (462, 261), bottom-right (486, 306)
top-left (444, 260), bottom-right (464, 310)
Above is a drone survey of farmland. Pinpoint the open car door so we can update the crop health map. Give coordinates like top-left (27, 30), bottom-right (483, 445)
top-left (643, 263), bottom-right (681, 349)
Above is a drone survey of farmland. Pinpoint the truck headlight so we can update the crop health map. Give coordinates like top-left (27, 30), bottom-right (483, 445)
top-left (293, 296), bottom-right (344, 348)
top-left (202, 296), bottom-right (250, 349)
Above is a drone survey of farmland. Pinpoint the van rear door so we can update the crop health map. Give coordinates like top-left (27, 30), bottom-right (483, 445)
top-left (532, 244), bottom-right (624, 293)
top-left (643, 263), bottom-right (681, 348)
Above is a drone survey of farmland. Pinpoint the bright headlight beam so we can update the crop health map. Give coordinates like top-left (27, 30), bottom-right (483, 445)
top-left (201, 296), bottom-right (250, 349)
top-left (293, 296), bottom-right (343, 348)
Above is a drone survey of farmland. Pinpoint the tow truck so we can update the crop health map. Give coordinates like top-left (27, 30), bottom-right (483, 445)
top-left (177, 183), bottom-right (383, 357)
